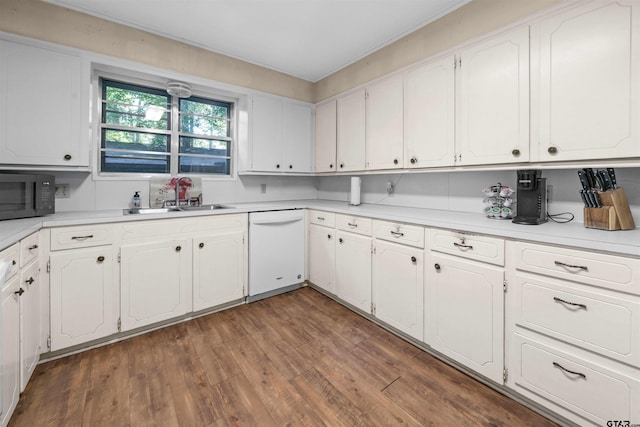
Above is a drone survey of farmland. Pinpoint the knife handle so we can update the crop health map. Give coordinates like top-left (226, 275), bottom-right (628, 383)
top-left (607, 168), bottom-right (617, 189)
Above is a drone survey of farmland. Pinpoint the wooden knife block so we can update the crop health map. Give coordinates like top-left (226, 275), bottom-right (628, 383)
top-left (584, 187), bottom-right (636, 230)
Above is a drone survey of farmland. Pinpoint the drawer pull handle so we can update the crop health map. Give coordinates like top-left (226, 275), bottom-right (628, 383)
top-left (347, 222), bottom-right (358, 228)
top-left (15, 288), bottom-right (25, 297)
top-left (390, 231), bottom-right (404, 237)
top-left (553, 362), bottom-right (586, 380)
top-left (553, 297), bottom-right (587, 310)
top-left (453, 242), bottom-right (473, 250)
top-left (28, 244), bottom-right (39, 250)
top-left (554, 261), bottom-right (588, 271)
top-left (317, 217), bottom-right (325, 221)
top-left (25, 277), bottom-right (34, 285)
top-left (71, 235), bottom-right (94, 241)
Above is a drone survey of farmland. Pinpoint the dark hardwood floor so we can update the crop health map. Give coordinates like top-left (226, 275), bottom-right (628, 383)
top-left (10, 287), bottom-right (557, 426)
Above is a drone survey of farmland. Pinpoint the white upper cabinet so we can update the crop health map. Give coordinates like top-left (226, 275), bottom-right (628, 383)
top-left (314, 99), bottom-right (337, 172)
top-left (336, 88), bottom-right (366, 171)
top-left (457, 26), bottom-right (530, 166)
top-left (250, 95), bottom-right (313, 173)
top-left (366, 74), bottom-right (404, 170)
top-left (0, 40), bottom-right (89, 168)
top-left (531, 0), bottom-right (640, 161)
top-left (404, 55), bottom-right (456, 168)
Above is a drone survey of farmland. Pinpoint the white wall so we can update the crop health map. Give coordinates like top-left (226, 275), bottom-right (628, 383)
top-left (317, 168), bottom-right (640, 224)
top-left (51, 172), bottom-right (319, 211)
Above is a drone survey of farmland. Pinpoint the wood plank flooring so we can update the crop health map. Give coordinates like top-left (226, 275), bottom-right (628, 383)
top-left (9, 287), bottom-right (557, 426)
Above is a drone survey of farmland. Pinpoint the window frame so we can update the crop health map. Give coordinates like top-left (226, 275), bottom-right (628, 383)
top-left (95, 70), bottom-right (237, 179)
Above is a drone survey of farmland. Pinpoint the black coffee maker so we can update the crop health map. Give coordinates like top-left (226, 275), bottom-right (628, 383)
top-left (512, 169), bottom-right (547, 225)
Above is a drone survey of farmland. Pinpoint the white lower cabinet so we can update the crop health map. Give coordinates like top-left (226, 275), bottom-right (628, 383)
top-left (193, 231), bottom-right (246, 312)
top-left (19, 260), bottom-right (40, 392)
top-left (372, 239), bottom-right (424, 341)
top-left (335, 230), bottom-right (371, 313)
top-left (426, 252), bottom-right (504, 383)
top-left (506, 240), bottom-right (640, 425)
top-left (1, 275), bottom-right (20, 427)
top-left (307, 223), bottom-right (335, 294)
top-left (49, 247), bottom-right (117, 351)
top-left (120, 238), bottom-right (192, 331)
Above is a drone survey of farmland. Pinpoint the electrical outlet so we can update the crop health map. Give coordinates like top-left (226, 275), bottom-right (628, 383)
top-left (55, 184), bottom-right (70, 198)
top-left (386, 181), bottom-right (395, 196)
top-left (260, 183), bottom-right (267, 194)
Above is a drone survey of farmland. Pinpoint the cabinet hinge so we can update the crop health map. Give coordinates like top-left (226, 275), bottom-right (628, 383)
top-left (458, 58), bottom-right (462, 68)
top-left (503, 368), bottom-right (508, 382)
top-left (371, 303), bottom-right (376, 316)
top-left (117, 318), bottom-right (122, 332)
top-left (46, 259), bottom-right (51, 273)
top-left (117, 251), bottom-right (121, 263)
top-left (46, 335), bottom-right (51, 350)
top-left (503, 280), bottom-right (508, 292)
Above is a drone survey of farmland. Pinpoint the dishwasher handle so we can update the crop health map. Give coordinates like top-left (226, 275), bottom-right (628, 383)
top-left (250, 217), bottom-right (303, 226)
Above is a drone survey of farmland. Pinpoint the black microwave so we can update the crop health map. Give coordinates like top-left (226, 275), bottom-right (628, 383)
top-left (0, 173), bottom-right (55, 220)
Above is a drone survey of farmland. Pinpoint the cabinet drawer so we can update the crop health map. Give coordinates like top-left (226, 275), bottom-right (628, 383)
top-left (335, 214), bottom-right (372, 236)
top-left (19, 232), bottom-right (39, 267)
top-left (428, 229), bottom-right (504, 266)
top-left (50, 224), bottom-right (113, 250)
top-left (0, 242), bottom-right (19, 282)
top-left (514, 271), bottom-right (640, 367)
top-left (510, 241), bottom-right (640, 295)
top-left (308, 210), bottom-right (335, 227)
top-left (512, 335), bottom-right (640, 425)
top-left (373, 220), bottom-right (424, 248)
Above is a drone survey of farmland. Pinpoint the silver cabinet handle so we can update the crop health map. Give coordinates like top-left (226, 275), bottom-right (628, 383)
top-left (553, 297), bottom-right (587, 310)
top-left (554, 261), bottom-right (588, 271)
top-left (316, 217), bottom-right (325, 221)
top-left (390, 230), bottom-right (404, 237)
top-left (553, 362), bottom-right (586, 379)
top-left (453, 242), bottom-right (473, 250)
top-left (71, 235), bottom-right (94, 241)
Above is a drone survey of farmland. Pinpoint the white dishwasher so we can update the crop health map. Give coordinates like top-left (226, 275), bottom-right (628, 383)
top-left (248, 209), bottom-right (305, 302)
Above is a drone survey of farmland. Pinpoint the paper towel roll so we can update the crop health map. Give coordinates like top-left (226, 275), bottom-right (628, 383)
top-left (350, 177), bottom-right (361, 206)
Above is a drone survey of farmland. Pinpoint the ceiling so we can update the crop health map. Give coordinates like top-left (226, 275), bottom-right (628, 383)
top-left (43, 0), bottom-right (470, 82)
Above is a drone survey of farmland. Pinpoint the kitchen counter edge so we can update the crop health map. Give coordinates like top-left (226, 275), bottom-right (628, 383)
top-left (0, 200), bottom-right (638, 257)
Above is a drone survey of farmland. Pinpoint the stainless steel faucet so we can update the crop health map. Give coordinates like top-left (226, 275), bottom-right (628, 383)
top-left (175, 176), bottom-right (192, 207)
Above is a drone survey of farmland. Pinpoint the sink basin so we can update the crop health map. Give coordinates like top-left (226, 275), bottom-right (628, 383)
top-left (123, 204), bottom-right (234, 215)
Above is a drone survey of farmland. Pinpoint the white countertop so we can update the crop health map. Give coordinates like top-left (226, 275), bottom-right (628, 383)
top-left (1, 199), bottom-right (638, 256)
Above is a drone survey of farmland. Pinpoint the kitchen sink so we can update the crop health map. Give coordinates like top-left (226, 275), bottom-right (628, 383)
top-left (123, 204), bottom-right (234, 215)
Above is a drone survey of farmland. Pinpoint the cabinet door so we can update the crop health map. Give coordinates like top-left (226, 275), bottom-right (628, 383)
top-left (337, 89), bottom-right (366, 171)
top-left (457, 27), bottom-right (529, 165)
top-left (1, 276), bottom-right (21, 427)
top-left (19, 260), bottom-right (39, 391)
top-left (336, 231), bottom-right (371, 313)
top-left (308, 224), bottom-right (335, 294)
top-left (193, 231), bottom-right (245, 311)
top-left (0, 40), bottom-right (87, 167)
top-left (531, 0), bottom-right (640, 161)
top-left (314, 100), bottom-right (337, 172)
top-left (373, 240), bottom-right (423, 340)
top-left (120, 239), bottom-right (192, 331)
top-left (283, 103), bottom-right (313, 172)
top-left (405, 55), bottom-right (456, 168)
top-left (366, 74), bottom-right (404, 170)
top-left (251, 95), bottom-right (283, 171)
top-left (426, 252), bottom-right (504, 383)
top-left (49, 247), bottom-right (116, 351)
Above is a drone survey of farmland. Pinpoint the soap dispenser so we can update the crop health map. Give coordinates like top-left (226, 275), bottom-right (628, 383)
top-left (132, 191), bottom-right (141, 208)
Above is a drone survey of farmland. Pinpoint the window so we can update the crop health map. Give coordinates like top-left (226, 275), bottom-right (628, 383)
top-left (99, 78), bottom-right (233, 176)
